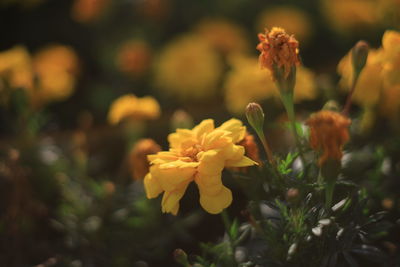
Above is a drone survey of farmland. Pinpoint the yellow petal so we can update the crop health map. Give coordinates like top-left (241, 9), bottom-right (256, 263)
top-left (193, 119), bottom-right (214, 138)
top-left (168, 129), bottom-right (194, 149)
top-left (195, 173), bottom-right (223, 196)
top-left (144, 173), bottom-right (163, 199)
top-left (199, 185), bottom-right (232, 214)
top-left (161, 181), bottom-right (190, 215)
top-left (151, 164), bottom-right (196, 191)
top-left (216, 118), bottom-right (246, 143)
top-left (197, 150), bottom-right (225, 175)
top-left (226, 155), bottom-right (258, 167)
top-left (202, 129), bottom-right (231, 150)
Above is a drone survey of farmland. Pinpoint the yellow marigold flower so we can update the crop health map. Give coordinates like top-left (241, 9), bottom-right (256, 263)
top-left (256, 6), bottom-right (313, 44)
top-left (115, 40), bottom-right (152, 77)
top-left (321, 0), bottom-right (378, 34)
top-left (0, 46), bottom-right (33, 90)
top-left (108, 94), bottom-right (160, 124)
top-left (196, 18), bottom-right (250, 55)
top-left (306, 111), bottom-right (351, 166)
top-left (224, 56), bottom-right (277, 114)
top-left (154, 34), bottom-right (223, 101)
top-left (381, 30), bottom-right (400, 88)
top-left (144, 119), bottom-right (257, 215)
top-left (129, 138), bottom-right (161, 181)
top-left (293, 66), bottom-right (318, 102)
top-left (31, 45), bottom-right (79, 107)
top-left (224, 56), bottom-right (317, 114)
top-left (379, 85), bottom-right (400, 121)
top-left (256, 27), bottom-right (300, 79)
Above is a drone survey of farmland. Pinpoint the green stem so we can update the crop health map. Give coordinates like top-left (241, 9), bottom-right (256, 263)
top-left (221, 210), bottom-right (237, 266)
top-left (281, 93), bottom-right (306, 166)
top-left (255, 128), bottom-right (275, 166)
top-left (342, 74), bottom-right (359, 116)
top-left (325, 180), bottom-right (335, 211)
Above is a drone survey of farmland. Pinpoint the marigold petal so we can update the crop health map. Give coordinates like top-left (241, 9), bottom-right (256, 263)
top-left (226, 155), bottom-right (258, 167)
top-left (193, 119), bottom-right (214, 138)
top-left (195, 173), bottom-right (223, 196)
top-left (197, 150), bottom-right (225, 175)
top-left (202, 130), bottom-right (230, 150)
top-left (144, 173), bottom-right (163, 199)
top-left (219, 144), bottom-right (245, 162)
top-left (150, 164), bottom-right (196, 192)
top-left (199, 185), bottom-right (232, 214)
top-left (217, 118), bottom-right (246, 143)
top-left (161, 181), bottom-right (190, 215)
top-left (168, 129), bottom-right (194, 149)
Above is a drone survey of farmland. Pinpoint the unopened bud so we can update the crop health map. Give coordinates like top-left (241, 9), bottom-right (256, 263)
top-left (245, 102), bottom-right (265, 134)
top-left (173, 249), bottom-right (189, 266)
top-left (352, 40), bottom-right (369, 77)
top-left (170, 109), bottom-right (194, 130)
top-left (322, 100), bottom-right (340, 112)
top-left (286, 188), bottom-right (300, 203)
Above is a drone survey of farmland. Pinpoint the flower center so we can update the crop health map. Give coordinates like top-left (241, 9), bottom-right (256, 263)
top-left (181, 144), bottom-right (203, 161)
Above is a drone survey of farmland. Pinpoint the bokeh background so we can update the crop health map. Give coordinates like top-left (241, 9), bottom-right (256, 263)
top-left (0, 0), bottom-right (399, 266)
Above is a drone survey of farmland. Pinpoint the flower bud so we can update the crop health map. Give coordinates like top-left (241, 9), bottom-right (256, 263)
top-left (286, 188), bottom-right (300, 203)
top-left (245, 102), bottom-right (265, 134)
top-left (351, 40), bottom-right (369, 77)
top-left (170, 109), bottom-right (194, 130)
top-left (173, 249), bottom-right (189, 266)
top-left (322, 100), bottom-right (340, 112)
top-left (129, 139), bottom-right (161, 180)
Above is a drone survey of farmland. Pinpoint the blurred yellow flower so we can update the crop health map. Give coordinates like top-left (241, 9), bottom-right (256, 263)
top-left (224, 56), bottom-right (277, 114)
top-left (196, 18), bottom-right (250, 55)
top-left (338, 30), bottom-right (400, 121)
top-left (306, 110), bottom-right (351, 166)
top-left (108, 94), bottom-right (160, 124)
top-left (381, 30), bottom-right (400, 88)
top-left (144, 119), bottom-right (257, 215)
top-left (0, 46), bottom-right (33, 90)
top-left (256, 6), bottom-right (313, 43)
top-left (338, 49), bottom-right (383, 107)
top-left (293, 66), bottom-right (318, 102)
top-left (321, 0), bottom-right (378, 34)
top-left (115, 40), bottom-right (152, 77)
top-left (31, 45), bottom-right (79, 107)
top-left (154, 34), bottom-right (223, 101)
top-left (71, 0), bottom-right (110, 23)
top-left (224, 56), bottom-right (317, 114)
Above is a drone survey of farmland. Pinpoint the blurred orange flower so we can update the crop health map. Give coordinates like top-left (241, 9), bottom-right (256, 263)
top-left (116, 40), bottom-right (152, 77)
top-left (306, 110), bottom-right (351, 165)
top-left (71, 0), bottom-right (110, 23)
